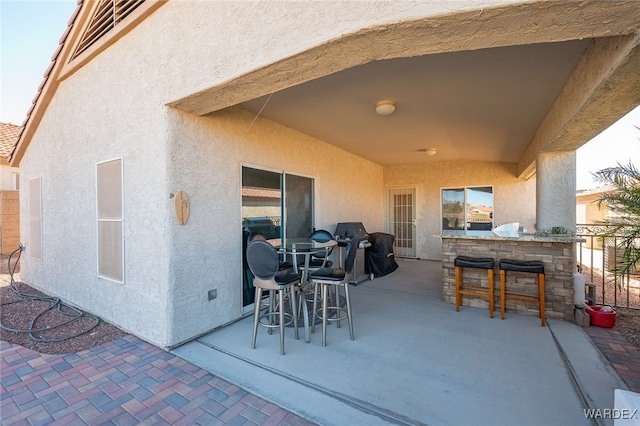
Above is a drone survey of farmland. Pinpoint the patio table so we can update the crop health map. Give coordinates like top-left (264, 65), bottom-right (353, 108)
top-left (275, 238), bottom-right (337, 342)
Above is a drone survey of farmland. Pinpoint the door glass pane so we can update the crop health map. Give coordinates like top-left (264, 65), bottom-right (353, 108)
top-left (442, 189), bottom-right (465, 236)
top-left (242, 167), bottom-right (282, 306)
top-left (285, 174), bottom-right (313, 239)
top-left (388, 188), bottom-right (417, 258)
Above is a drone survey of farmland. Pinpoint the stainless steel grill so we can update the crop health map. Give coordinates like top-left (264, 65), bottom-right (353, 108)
top-left (335, 222), bottom-right (372, 285)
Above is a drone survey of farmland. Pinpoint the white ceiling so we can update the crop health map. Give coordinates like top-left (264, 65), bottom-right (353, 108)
top-left (241, 39), bottom-right (592, 166)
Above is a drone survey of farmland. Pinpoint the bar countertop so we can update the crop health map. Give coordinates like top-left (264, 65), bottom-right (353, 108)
top-left (440, 234), bottom-right (586, 243)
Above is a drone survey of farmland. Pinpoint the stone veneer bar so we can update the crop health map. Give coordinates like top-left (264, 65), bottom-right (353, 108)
top-left (442, 235), bottom-right (584, 321)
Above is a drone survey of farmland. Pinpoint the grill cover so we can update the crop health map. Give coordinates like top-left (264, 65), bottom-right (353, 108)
top-left (365, 232), bottom-right (398, 278)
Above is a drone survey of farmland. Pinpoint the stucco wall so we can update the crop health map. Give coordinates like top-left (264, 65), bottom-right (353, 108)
top-left (163, 0), bottom-right (518, 107)
top-left (536, 151), bottom-right (577, 232)
top-left (384, 161), bottom-right (536, 260)
top-left (18, 0), bottom-right (580, 348)
top-left (18, 2), bottom-right (383, 347)
top-left (19, 42), bottom-right (173, 345)
top-left (165, 107), bottom-right (382, 346)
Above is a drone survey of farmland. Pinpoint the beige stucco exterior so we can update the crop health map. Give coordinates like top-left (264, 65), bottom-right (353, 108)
top-left (19, 52), bottom-right (383, 347)
top-left (13, 1), bottom-right (640, 348)
top-left (384, 161), bottom-right (536, 260)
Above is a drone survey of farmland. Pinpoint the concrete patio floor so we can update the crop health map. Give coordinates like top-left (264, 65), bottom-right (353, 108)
top-left (173, 258), bottom-right (630, 426)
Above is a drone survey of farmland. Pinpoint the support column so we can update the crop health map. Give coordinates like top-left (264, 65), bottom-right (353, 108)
top-left (536, 151), bottom-right (576, 233)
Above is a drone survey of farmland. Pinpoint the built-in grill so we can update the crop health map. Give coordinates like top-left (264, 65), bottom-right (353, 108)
top-left (334, 222), bottom-right (373, 285)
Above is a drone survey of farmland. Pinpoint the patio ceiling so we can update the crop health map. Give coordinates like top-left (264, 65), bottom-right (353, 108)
top-left (241, 40), bottom-right (592, 166)
top-left (168, 2), bottom-right (640, 176)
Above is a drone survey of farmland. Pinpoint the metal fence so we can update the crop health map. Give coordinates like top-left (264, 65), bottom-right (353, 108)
top-left (576, 224), bottom-right (639, 309)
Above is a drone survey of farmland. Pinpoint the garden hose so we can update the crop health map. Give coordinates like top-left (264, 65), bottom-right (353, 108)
top-left (0, 244), bottom-right (100, 343)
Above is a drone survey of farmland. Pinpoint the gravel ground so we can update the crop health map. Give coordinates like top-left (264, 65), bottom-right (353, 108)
top-left (0, 256), bottom-right (128, 355)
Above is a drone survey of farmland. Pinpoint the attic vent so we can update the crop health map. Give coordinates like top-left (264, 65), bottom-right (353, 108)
top-left (72, 0), bottom-right (145, 59)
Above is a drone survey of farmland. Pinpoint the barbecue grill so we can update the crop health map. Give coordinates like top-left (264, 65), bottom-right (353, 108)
top-left (334, 222), bottom-right (373, 285)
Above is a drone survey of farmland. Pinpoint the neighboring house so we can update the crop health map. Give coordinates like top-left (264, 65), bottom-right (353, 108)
top-left (9, 1), bottom-right (640, 349)
top-left (576, 186), bottom-right (608, 250)
top-left (0, 122), bottom-right (21, 255)
top-left (576, 185), bottom-right (614, 224)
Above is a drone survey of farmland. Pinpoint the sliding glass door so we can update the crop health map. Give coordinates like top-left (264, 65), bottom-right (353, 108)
top-left (241, 166), bottom-right (314, 307)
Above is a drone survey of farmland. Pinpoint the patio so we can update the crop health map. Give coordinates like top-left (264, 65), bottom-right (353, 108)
top-left (173, 258), bottom-right (629, 425)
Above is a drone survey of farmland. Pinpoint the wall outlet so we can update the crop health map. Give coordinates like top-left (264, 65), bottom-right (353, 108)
top-left (207, 289), bottom-right (217, 301)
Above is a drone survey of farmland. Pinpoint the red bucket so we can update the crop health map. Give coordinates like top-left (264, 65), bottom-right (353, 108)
top-left (586, 305), bottom-right (616, 328)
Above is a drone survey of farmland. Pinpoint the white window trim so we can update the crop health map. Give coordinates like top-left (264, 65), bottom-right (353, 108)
top-left (28, 177), bottom-right (43, 260)
top-left (441, 185), bottom-right (494, 236)
top-left (96, 157), bottom-right (125, 283)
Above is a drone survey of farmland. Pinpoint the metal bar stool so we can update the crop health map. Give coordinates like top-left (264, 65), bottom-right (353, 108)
top-left (499, 259), bottom-right (546, 326)
top-left (310, 237), bottom-right (359, 346)
top-left (246, 239), bottom-right (301, 354)
top-left (454, 256), bottom-right (495, 317)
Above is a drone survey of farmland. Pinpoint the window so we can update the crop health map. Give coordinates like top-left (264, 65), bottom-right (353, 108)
top-left (96, 158), bottom-right (124, 282)
top-left (12, 172), bottom-right (20, 191)
top-left (442, 186), bottom-right (493, 236)
top-left (29, 177), bottom-right (42, 260)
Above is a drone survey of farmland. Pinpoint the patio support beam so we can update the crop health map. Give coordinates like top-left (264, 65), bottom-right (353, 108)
top-left (518, 33), bottom-right (640, 178)
top-left (168, 2), bottom-right (640, 117)
top-left (535, 151), bottom-right (576, 233)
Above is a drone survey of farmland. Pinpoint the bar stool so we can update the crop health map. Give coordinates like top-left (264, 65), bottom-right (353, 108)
top-left (310, 237), bottom-right (359, 346)
top-left (499, 259), bottom-right (545, 326)
top-left (454, 256), bottom-right (495, 317)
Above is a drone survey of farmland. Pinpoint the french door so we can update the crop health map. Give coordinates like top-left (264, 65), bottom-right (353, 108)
top-left (241, 166), bottom-right (314, 307)
top-left (387, 188), bottom-right (417, 258)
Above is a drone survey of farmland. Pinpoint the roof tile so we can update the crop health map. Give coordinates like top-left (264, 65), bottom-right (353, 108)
top-left (0, 123), bottom-right (22, 159)
top-left (9, 0), bottom-right (84, 162)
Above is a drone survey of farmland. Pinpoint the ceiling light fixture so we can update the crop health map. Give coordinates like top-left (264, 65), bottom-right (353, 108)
top-left (423, 148), bottom-right (437, 156)
top-left (375, 100), bottom-right (395, 116)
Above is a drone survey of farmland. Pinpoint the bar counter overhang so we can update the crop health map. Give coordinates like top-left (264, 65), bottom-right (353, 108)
top-left (442, 234), bottom-right (586, 321)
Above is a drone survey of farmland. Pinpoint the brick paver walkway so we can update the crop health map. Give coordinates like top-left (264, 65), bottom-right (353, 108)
top-left (584, 326), bottom-right (640, 393)
top-left (2, 325), bottom-right (638, 425)
top-left (0, 336), bottom-right (315, 425)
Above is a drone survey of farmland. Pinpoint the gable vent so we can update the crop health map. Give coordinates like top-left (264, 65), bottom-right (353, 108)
top-left (72, 0), bottom-right (145, 59)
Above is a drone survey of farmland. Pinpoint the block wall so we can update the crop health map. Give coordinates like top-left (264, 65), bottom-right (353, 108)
top-left (0, 191), bottom-right (20, 256)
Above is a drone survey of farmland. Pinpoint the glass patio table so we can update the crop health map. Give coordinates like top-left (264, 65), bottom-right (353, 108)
top-left (274, 238), bottom-right (337, 342)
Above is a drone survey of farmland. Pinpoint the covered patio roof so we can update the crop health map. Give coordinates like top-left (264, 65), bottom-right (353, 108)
top-left (169, 1), bottom-right (640, 178)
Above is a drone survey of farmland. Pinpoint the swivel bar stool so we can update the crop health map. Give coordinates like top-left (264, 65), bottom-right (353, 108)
top-left (499, 259), bottom-right (546, 326)
top-left (309, 237), bottom-right (359, 346)
top-left (246, 239), bottom-right (301, 354)
top-left (454, 256), bottom-right (495, 317)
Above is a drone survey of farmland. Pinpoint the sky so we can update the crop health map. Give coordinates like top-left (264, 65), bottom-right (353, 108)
top-left (1, 0), bottom-right (638, 189)
top-left (1, 0), bottom-right (76, 125)
top-left (576, 106), bottom-right (640, 190)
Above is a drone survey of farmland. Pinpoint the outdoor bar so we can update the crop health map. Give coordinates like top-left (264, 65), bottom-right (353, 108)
top-left (442, 235), bottom-right (585, 321)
